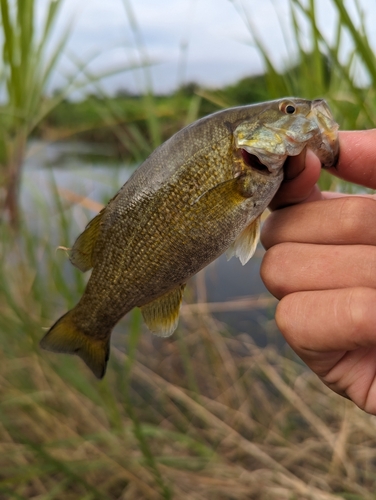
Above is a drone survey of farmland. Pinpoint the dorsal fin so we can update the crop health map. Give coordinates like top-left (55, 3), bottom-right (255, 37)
top-left (226, 216), bottom-right (261, 265)
top-left (70, 211), bottom-right (104, 272)
top-left (140, 284), bottom-right (186, 337)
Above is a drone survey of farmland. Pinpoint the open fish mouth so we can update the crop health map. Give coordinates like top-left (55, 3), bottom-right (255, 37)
top-left (240, 148), bottom-right (272, 174)
top-left (234, 98), bottom-right (339, 174)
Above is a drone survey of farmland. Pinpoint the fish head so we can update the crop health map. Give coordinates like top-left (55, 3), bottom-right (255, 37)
top-left (233, 97), bottom-right (339, 176)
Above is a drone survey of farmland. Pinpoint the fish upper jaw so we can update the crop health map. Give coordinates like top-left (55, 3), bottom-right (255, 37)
top-left (307, 99), bottom-right (339, 168)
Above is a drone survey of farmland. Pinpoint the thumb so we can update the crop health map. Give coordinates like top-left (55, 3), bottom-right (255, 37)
top-left (269, 149), bottom-right (323, 211)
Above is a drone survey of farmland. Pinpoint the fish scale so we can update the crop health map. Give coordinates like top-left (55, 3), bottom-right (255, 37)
top-left (40, 98), bottom-right (339, 378)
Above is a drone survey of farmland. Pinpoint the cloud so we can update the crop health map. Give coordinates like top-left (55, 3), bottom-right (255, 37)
top-left (46, 0), bottom-right (376, 95)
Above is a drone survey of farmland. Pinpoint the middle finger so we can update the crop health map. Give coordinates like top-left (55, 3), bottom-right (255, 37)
top-left (262, 196), bottom-right (376, 250)
top-left (261, 242), bottom-right (376, 299)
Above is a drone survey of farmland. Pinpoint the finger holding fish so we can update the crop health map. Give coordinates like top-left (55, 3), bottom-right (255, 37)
top-left (268, 149), bottom-right (323, 211)
top-left (261, 241), bottom-right (376, 299)
top-left (262, 195), bottom-right (376, 250)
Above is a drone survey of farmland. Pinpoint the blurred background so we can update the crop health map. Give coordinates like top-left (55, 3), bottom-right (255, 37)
top-left (1, 0), bottom-right (376, 498)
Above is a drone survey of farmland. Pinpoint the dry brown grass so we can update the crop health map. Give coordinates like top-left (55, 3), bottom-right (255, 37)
top-left (1, 291), bottom-right (376, 499)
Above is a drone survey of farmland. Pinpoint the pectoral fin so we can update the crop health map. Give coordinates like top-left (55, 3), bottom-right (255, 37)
top-left (226, 216), bottom-right (261, 265)
top-left (141, 284), bottom-right (186, 337)
top-left (70, 211), bottom-right (104, 272)
top-left (196, 178), bottom-right (244, 211)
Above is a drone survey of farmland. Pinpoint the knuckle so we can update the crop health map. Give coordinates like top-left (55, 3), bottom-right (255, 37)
top-left (364, 248), bottom-right (376, 284)
top-left (260, 212), bottom-right (278, 249)
top-left (261, 243), bottom-right (291, 298)
top-left (275, 297), bottom-right (290, 335)
top-left (346, 287), bottom-right (376, 337)
top-left (337, 197), bottom-right (376, 240)
top-left (274, 293), bottom-right (302, 344)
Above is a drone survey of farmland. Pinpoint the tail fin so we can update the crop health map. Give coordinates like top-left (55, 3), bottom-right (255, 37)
top-left (40, 309), bottom-right (110, 379)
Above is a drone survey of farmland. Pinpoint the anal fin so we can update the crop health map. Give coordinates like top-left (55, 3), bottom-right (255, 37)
top-left (226, 216), bottom-right (261, 265)
top-left (70, 211), bottom-right (104, 272)
top-left (141, 284), bottom-right (186, 337)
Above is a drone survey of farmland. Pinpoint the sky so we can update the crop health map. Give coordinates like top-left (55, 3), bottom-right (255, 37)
top-left (41, 0), bottom-right (376, 96)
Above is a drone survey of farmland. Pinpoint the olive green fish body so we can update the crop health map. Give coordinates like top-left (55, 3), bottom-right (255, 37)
top-left (41, 98), bottom-right (339, 378)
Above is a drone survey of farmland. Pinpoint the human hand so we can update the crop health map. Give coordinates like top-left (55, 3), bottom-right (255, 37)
top-left (260, 130), bottom-right (376, 414)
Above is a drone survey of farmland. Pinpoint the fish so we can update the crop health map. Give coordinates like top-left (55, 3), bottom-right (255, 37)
top-left (40, 98), bottom-right (339, 378)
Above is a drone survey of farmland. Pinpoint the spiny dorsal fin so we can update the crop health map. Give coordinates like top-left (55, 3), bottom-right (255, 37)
top-left (140, 284), bottom-right (186, 337)
top-left (70, 211), bottom-right (104, 272)
top-left (226, 216), bottom-right (261, 266)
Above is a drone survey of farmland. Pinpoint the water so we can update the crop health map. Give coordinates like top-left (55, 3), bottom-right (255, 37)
top-left (23, 141), bottom-right (131, 215)
top-left (22, 140), bottom-right (279, 346)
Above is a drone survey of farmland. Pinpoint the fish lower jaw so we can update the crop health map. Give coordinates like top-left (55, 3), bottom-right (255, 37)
top-left (253, 154), bottom-right (286, 175)
top-left (240, 148), bottom-right (285, 175)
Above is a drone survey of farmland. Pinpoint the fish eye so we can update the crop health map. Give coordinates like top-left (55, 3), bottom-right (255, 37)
top-left (280, 102), bottom-right (296, 115)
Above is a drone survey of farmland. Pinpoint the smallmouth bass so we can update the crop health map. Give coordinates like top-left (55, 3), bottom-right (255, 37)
top-left (41, 98), bottom-right (339, 378)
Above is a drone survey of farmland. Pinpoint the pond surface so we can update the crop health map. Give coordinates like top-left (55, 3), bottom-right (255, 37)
top-left (21, 141), bottom-right (280, 347)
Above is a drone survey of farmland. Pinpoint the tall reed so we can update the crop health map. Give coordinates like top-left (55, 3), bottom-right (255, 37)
top-left (0, 0), bottom-right (72, 225)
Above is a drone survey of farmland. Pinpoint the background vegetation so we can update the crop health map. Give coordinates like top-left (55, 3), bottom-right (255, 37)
top-left (0, 0), bottom-right (375, 498)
